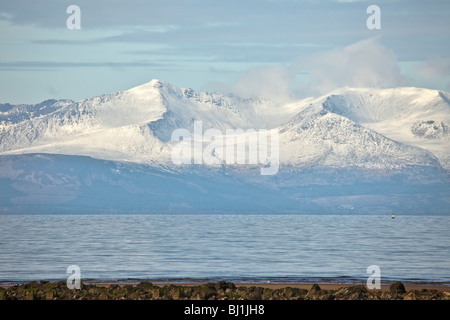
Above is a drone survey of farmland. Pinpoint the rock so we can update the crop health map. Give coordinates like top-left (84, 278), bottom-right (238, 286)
top-left (307, 284), bottom-right (322, 295)
top-left (262, 288), bottom-right (274, 300)
top-left (98, 292), bottom-right (109, 300)
top-left (247, 286), bottom-right (264, 300)
top-left (156, 285), bottom-right (175, 300)
top-left (215, 281), bottom-right (236, 291)
top-left (306, 284), bottom-right (325, 299)
top-left (23, 281), bottom-right (39, 289)
top-left (25, 288), bottom-right (37, 300)
top-left (151, 288), bottom-right (160, 299)
top-left (2, 280), bottom-right (450, 300)
top-left (389, 281), bottom-right (406, 294)
top-left (280, 287), bottom-right (306, 299)
top-left (198, 283), bottom-right (217, 299)
top-left (310, 284), bottom-right (321, 291)
top-left (44, 290), bottom-right (55, 300)
top-left (422, 289), bottom-right (443, 300)
top-left (180, 286), bottom-right (190, 299)
top-left (136, 282), bottom-right (154, 291)
top-left (334, 285), bottom-right (369, 300)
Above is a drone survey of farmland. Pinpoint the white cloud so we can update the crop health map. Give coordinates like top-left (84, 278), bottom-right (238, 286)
top-left (230, 65), bottom-right (294, 101)
top-left (297, 37), bottom-right (405, 96)
top-left (226, 38), bottom-right (405, 100)
top-left (417, 57), bottom-right (450, 79)
top-left (415, 57), bottom-right (450, 92)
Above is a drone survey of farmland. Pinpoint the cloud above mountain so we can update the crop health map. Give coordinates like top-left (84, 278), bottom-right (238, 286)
top-left (1, 0), bottom-right (449, 103)
top-left (226, 37), bottom-right (404, 100)
top-left (298, 37), bottom-right (404, 96)
top-left (229, 65), bottom-right (295, 101)
top-left (417, 57), bottom-right (450, 92)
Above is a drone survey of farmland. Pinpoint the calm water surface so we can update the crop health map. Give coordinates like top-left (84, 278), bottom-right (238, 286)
top-left (0, 214), bottom-right (449, 284)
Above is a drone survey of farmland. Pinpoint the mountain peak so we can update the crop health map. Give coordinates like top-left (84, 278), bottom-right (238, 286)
top-left (1, 80), bottom-right (449, 170)
top-left (127, 79), bottom-right (171, 92)
top-left (125, 79), bottom-right (182, 103)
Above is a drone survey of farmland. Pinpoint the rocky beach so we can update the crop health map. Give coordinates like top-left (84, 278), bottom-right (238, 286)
top-left (1, 281), bottom-right (449, 300)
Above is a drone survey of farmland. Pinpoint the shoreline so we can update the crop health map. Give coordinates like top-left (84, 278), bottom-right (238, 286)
top-left (2, 278), bottom-right (450, 291)
top-left (1, 279), bottom-right (450, 300)
top-left (88, 282), bottom-right (450, 292)
top-left (0, 279), bottom-right (450, 292)
top-left (90, 279), bottom-right (450, 292)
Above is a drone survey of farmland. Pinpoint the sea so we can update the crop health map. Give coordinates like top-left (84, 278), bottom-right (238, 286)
top-left (0, 214), bottom-right (449, 286)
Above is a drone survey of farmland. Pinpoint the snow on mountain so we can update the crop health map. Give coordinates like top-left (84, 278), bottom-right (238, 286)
top-left (279, 105), bottom-right (439, 169)
top-left (1, 80), bottom-right (449, 214)
top-left (319, 87), bottom-right (450, 168)
top-left (0, 79), bottom-right (297, 166)
top-left (0, 80), bottom-right (169, 163)
top-left (0, 99), bottom-right (74, 125)
top-left (0, 80), bottom-right (449, 171)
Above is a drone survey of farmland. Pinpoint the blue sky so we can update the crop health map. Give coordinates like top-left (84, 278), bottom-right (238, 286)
top-left (0, 0), bottom-right (449, 103)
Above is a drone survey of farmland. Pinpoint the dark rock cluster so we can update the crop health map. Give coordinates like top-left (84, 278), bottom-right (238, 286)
top-left (0, 281), bottom-right (449, 300)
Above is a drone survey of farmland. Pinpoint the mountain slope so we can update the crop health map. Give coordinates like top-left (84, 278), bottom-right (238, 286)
top-left (279, 106), bottom-right (440, 169)
top-left (0, 80), bottom-right (296, 164)
top-left (319, 87), bottom-right (450, 168)
top-left (1, 80), bottom-right (449, 214)
top-left (1, 153), bottom-right (448, 214)
top-left (1, 80), bottom-right (448, 171)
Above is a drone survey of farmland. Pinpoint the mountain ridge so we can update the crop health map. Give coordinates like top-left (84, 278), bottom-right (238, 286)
top-left (1, 79), bottom-right (449, 171)
top-left (1, 80), bottom-right (449, 214)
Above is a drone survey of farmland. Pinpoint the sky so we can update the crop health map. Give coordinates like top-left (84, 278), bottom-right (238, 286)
top-left (0, 0), bottom-right (449, 104)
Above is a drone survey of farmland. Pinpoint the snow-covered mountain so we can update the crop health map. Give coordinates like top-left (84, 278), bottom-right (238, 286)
top-left (0, 80), bottom-right (292, 165)
top-left (319, 87), bottom-right (450, 169)
top-left (1, 80), bottom-right (449, 214)
top-left (1, 79), bottom-right (449, 170)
